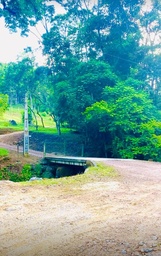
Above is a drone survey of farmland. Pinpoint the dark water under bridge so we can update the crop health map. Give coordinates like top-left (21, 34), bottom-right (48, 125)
top-left (40, 157), bottom-right (94, 178)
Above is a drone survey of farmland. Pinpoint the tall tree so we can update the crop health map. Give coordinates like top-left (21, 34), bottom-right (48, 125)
top-left (0, 93), bottom-right (8, 116)
top-left (2, 57), bottom-right (35, 104)
top-left (84, 80), bottom-right (161, 159)
top-left (138, 0), bottom-right (161, 108)
top-left (0, 0), bottom-right (55, 35)
top-left (48, 59), bottom-right (118, 131)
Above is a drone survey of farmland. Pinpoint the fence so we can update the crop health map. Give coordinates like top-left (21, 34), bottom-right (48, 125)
top-left (29, 132), bottom-right (107, 158)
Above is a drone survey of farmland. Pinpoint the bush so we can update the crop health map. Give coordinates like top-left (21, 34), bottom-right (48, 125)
top-left (21, 164), bottom-right (32, 180)
top-left (0, 164), bottom-right (32, 182)
top-left (0, 168), bottom-right (9, 180)
top-left (31, 163), bottom-right (42, 177)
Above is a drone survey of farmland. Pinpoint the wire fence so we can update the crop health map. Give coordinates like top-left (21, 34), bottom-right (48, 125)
top-left (29, 132), bottom-right (106, 157)
top-left (42, 141), bottom-right (100, 157)
top-left (28, 140), bottom-right (104, 157)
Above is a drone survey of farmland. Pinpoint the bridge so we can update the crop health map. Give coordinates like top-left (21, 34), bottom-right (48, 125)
top-left (40, 156), bottom-right (94, 178)
top-left (42, 157), bottom-right (91, 166)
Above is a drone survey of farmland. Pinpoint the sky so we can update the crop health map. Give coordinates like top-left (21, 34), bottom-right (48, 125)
top-left (0, 1), bottom-right (151, 65)
top-left (0, 18), bottom-right (46, 64)
top-left (0, 2), bottom-right (64, 65)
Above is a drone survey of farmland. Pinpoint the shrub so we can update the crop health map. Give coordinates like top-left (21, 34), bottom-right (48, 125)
top-left (31, 163), bottom-right (42, 177)
top-left (0, 168), bottom-right (9, 180)
top-left (21, 164), bottom-right (32, 180)
top-left (0, 164), bottom-right (32, 182)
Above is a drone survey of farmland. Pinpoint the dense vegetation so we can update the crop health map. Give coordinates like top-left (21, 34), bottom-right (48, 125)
top-left (0, 148), bottom-right (30, 181)
top-left (1, 0), bottom-right (161, 160)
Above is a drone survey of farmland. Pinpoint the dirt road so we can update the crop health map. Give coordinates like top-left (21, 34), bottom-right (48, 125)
top-left (1, 158), bottom-right (161, 256)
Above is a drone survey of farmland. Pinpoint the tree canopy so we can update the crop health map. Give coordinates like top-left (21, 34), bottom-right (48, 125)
top-left (0, 0), bottom-right (55, 34)
top-left (1, 0), bottom-right (161, 159)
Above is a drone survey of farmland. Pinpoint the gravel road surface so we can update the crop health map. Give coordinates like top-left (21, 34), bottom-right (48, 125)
top-left (1, 132), bottom-right (161, 256)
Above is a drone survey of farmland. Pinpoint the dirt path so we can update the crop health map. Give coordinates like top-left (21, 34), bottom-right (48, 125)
top-left (1, 159), bottom-right (161, 256)
top-left (0, 132), bottom-right (45, 157)
top-left (1, 132), bottom-right (161, 255)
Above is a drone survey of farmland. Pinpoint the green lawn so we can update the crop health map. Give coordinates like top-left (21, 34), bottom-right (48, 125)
top-left (3, 105), bottom-right (23, 124)
top-left (0, 105), bottom-right (71, 134)
top-left (1, 105), bottom-right (56, 130)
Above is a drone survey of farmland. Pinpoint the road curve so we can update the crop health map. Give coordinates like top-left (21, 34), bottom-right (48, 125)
top-left (0, 138), bottom-right (161, 182)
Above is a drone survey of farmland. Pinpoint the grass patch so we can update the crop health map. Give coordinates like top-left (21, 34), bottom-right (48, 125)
top-left (2, 105), bottom-right (56, 129)
top-left (0, 121), bottom-right (24, 134)
top-left (3, 105), bottom-right (23, 124)
top-left (84, 162), bottom-right (118, 179)
top-left (1, 105), bottom-right (71, 135)
top-left (0, 148), bottom-right (9, 157)
top-left (29, 126), bottom-right (71, 134)
top-left (20, 162), bottom-right (118, 187)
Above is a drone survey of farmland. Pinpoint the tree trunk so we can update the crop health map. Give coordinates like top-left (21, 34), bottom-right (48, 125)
top-left (28, 106), bottom-right (38, 130)
top-left (55, 115), bottom-right (61, 135)
top-left (37, 110), bottom-right (45, 128)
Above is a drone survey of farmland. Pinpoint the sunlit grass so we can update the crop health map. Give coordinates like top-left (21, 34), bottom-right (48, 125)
top-left (30, 126), bottom-right (71, 134)
top-left (3, 105), bottom-right (23, 124)
top-left (0, 122), bottom-right (24, 131)
top-left (0, 148), bottom-right (9, 157)
top-left (1, 105), bottom-right (56, 132)
top-left (0, 106), bottom-right (75, 136)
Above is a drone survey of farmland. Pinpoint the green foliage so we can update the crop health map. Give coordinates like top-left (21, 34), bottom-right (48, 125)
top-left (0, 0), bottom-right (55, 35)
top-left (73, 60), bottom-right (118, 100)
top-left (0, 148), bottom-right (9, 157)
top-left (2, 58), bottom-right (35, 105)
top-left (0, 94), bottom-right (8, 115)
top-left (31, 163), bottom-right (42, 177)
top-left (0, 168), bottom-right (8, 180)
top-left (0, 164), bottom-right (32, 182)
top-left (84, 80), bottom-right (161, 160)
top-left (132, 121), bottom-right (161, 161)
top-left (48, 59), bottom-right (118, 130)
top-left (20, 162), bottom-right (118, 186)
top-left (103, 82), bottom-right (157, 130)
top-left (21, 164), bottom-right (32, 180)
top-left (1, 0), bottom-right (161, 160)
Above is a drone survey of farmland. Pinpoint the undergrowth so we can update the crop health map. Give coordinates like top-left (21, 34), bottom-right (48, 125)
top-left (0, 164), bottom-right (32, 182)
top-left (20, 162), bottom-right (118, 186)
